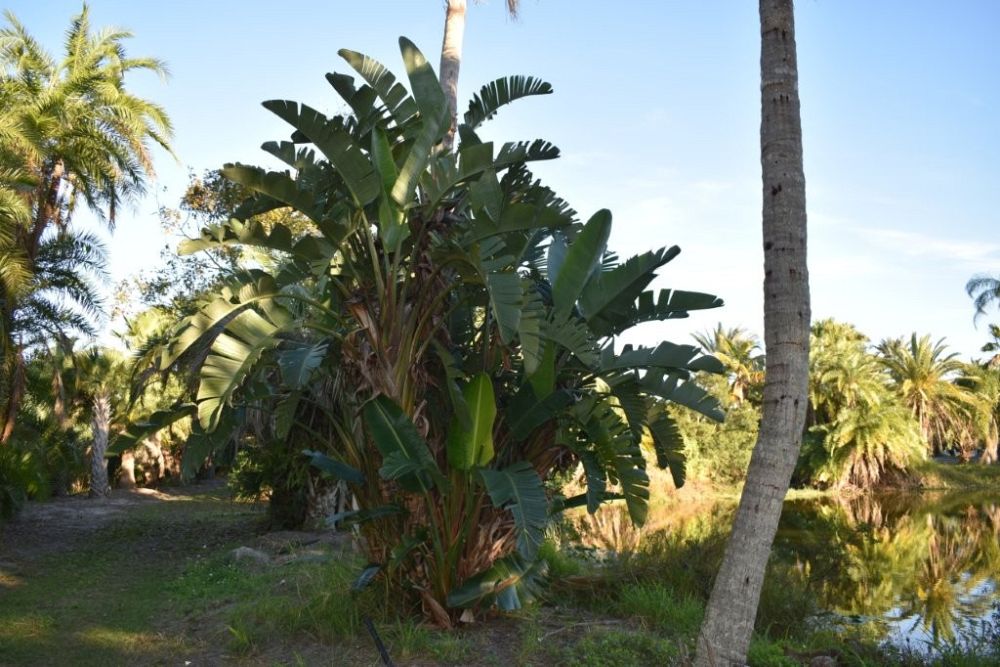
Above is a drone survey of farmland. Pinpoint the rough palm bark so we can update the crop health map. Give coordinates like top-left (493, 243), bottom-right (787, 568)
top-left (89, 393), bottom-right (111, 498)
top-left (694, 1), bottom-right (811, 665)
top-left (439, 0), bottom-right (468, 152)
top-left (438, 0), bottom-right (520, 152)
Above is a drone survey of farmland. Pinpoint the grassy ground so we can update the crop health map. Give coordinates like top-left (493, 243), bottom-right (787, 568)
top-left (1, 482), bottom-right (998, 666)
top-left (913, 459), bottom-right (1000, 490)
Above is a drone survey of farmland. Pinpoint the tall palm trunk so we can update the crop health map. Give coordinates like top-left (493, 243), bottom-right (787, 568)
top-left (0, 345), bottom-right (25, 444)
top-left (982, 425), bottom-right (998, 464)
top-left (694, 1), bottom-right (811, 664)
top-left (439, 0), bottom-right (467, 152)
top-left (89, 392), bottom-right (111, 497)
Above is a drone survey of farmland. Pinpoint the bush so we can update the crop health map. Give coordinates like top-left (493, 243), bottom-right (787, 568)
top-left (0, 446), bottom-right (49, 519)
top-left (675, 397), bottom-right (759, 486)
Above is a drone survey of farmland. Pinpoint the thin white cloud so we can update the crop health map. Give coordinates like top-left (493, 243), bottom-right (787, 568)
top-left (853, 227), bottom-right (1000, 270)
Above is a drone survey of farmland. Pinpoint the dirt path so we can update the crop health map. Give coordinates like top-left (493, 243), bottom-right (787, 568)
top-left (1, 485), bottom-right (189, 562)
top-left (0, 482), bottom-right (264, 666)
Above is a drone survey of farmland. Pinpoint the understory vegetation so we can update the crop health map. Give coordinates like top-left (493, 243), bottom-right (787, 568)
top-left (3, 485), bottom-right (998, 666)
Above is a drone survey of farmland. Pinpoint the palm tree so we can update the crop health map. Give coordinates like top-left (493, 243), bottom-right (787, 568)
top-left (0, 230), bottom-right (108, 443)
top-left (957, 363), bottom-right (1000, 464)
top-left (979, 323), bottom-right (1000, 369)
top-left (72, 349), bottom-right (126, 498)
top-left (876, 334), bottom-right (984, 456)
top-left (821, 399), bottom-right (925, 488)
top-left (696, 1), bottom-right (812, 664)
top-left (0, 6), bottom-right (172, 443)
top-left (693, 324), bottom-right (764, 404)
top-left (966, 274), bottom-right (1000, 323)
top-left (439, 0), bottom-right (521, 150)
top-left (808, 320), bottom-right (885, 424)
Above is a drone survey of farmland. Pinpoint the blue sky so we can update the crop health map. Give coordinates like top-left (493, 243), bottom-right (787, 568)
top-left (8, 1), bottom-right (1000, 358)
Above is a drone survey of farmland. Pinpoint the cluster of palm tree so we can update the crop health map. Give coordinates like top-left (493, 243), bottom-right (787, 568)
top-left (0, 7), bottom-right (172, 509)
top-left (686, 319), bottom-right (1000, 490)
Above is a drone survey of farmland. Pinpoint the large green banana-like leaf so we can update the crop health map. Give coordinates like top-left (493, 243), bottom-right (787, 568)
top-left (277, 340), bottom-right (328, 389)
top-left (446, 554), bottom-right (548, 610)
top-left (384, 38), bottom-right (450, 207)
top-left (528, 342), bottom-right (556, 399)
top-left (323, 72), bottom-right (381, 131)
top-left (578, 246), bottom-right (679, 321)
top-left (479, 461), bottom-right (548, 561)
top-left (197, 306), bottom-right (286, 430)
top-left (542, 311), bottom-right (598, 367)
top-left (551, 210), bottom-right (611, 316)
top-left (261, 140), bottom-right (318, 172)
top-left (494, 139), bottom-right (560, 169)
top-left (180, 409), bottom-right (241, 480)
top-left (578, 397), bottom-right (650, 526)
top-left (601, 341), bottom-right (725, 375)
top-left (161, 276), bottom-right (285, 369)
top-left (591, 288), bottom-right (724, 338)
top-left (421, 141), bottom-right (494, 211)
top-left (641, 370), bottom-right (725, 421)
top-left (546, 231), bottom-right (568, 284)
top-left (262, 100), bottom-right (380, 206)
top-left (601, 375), bottom-right (650, 437)
top-left (433, 341), bottom-right (471, 431)
top-left (517, 281), bottom-right (545, 375)
top-left (471, 237), bottom-right (521, 344)
top-left (463, 76), bottom-right (554, 130)
top-left (303, 449), bottom-right (365, 485)
top-left (446, 372), bottom-right (497, 470)
top-left (646, 408), bottom-right (686, 488)
top-left (577, 450), bottom-right (608, 514)
top-left (273, 391), bottom-right (300, 439)
top-left (399, 37), bottom-right (446, 129)
top-left (109, 403), bottom-right (195, 455)
top-left (338, 48), bottom-right (419, 128)
top-left (371, 127), bottom-right (410, 252)
top-left (363, 396), bottom-right (443, 492)
top-left (215, 165), bottom-right (326, 226)
top-left (506, 385), bottom-right (573, 441)
top-left (180, 218), bottom-right (335, 271)
top-left (466, 200), bottom-right (571, 244)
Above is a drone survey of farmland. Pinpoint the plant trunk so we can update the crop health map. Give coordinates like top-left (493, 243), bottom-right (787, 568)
top-left (694, 1), bottom-right (811, 665)
top-left (439, 0), bottom-right (467, 152)
top-left (0, 346), bottom-right (26, 445)
top-left (981, 428), bottom-right (998, 464)
top-left (119, 450), bottom-right (137, 489)
top-left (89, 393), bottom-right (111, 498)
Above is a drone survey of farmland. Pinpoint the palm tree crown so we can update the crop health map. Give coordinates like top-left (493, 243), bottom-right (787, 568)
top-left (876, 334), bottom-right (983, 455)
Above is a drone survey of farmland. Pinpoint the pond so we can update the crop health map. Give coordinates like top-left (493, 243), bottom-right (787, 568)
top-left (567, 488), bottom-right (1000, 653)
top-left (774, 490), bottom-right (1000, 653)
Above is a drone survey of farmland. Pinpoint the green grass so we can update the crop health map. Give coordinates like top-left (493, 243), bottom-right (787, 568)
top-left (4, 482), bottom-right (999, 666)
top-left (914, 460), bottom-right (1000, 489)
top-left (616, 582), bottom-right (703, 639)
top-left (542, 628), bottom-right (676, 666)
top-left (0, 488), bottom-right (257, 666)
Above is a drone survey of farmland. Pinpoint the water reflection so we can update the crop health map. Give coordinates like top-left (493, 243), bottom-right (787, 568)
top-left (777, 492), bottom-right (1000, 647)
top-left (567, 490), bottom-right (1000, 649)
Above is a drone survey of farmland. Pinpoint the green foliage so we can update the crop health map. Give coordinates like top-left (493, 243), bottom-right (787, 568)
top-left (673, 383), bottom-right (760, 486)
top-left (0, 444), bottom-right (48, 518)
top-left (616, 582), bottom-right (704, 638)
top-left (0, 6), bottom-right (172, 448)
top-left (746, 637), bottom-right (798, 667)
top-left (877, 333), bottom-right (986, 458)
top-left (158, 39), bottom-right (722, 623)
top-left (545, 628), bottom-right (677, 667)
